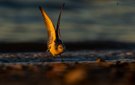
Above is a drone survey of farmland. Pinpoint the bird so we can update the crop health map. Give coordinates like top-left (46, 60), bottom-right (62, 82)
top-left (39, 3), bottom-right (65, 57)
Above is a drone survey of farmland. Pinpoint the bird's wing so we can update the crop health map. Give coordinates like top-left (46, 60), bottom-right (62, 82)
top-left (39, 6), bottom-right (56, 44)
top-left (56, 3), bottom-right (65, 40)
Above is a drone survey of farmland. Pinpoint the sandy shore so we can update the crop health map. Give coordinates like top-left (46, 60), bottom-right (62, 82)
top-left (0, 61), bottom-right (135, 85)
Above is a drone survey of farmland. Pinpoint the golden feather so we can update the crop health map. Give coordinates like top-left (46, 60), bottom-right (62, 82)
top-left (39, 6), bottom-right (56, 45)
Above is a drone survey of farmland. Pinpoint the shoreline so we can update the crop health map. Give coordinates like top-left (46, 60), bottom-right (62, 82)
top-left (0, 41), bottom-right (135, 52)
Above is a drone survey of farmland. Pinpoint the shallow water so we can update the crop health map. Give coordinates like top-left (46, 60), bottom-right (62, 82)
top-left (0, 50), bottom-right (134, 64)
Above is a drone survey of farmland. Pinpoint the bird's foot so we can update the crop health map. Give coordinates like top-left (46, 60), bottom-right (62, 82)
top-left (60, 54), bottom-right (64, 63)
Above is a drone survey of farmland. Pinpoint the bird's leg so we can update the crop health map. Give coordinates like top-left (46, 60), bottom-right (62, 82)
top-left (52, 56), bottom-right (57, 62)
top-left (59, 54), bottom-right (64, 62)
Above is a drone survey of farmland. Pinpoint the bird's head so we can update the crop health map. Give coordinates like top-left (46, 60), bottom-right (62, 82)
top-left (57, 44), bottom-right (64, 52)
top-left (55, 40), bottom-right (65, 53)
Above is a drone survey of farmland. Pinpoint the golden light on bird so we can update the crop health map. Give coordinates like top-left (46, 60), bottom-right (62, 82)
top-left (39, 3), bottom-right (65, 57)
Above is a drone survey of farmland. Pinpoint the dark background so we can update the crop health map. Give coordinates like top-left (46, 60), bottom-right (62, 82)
top-left (0, 0), bottom-right (135, 51)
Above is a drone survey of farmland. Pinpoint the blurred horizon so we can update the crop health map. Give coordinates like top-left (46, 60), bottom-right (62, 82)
top-left (0, 0), bottom-right (135, 43)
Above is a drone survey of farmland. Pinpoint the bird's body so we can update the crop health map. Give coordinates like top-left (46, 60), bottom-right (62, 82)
top-left (39, 4), bottom-right (65, 56)
top-left (49, 42), bottom-right (64, 56)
